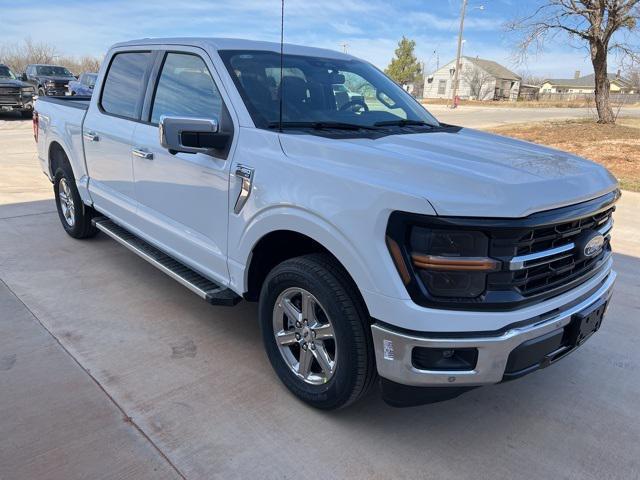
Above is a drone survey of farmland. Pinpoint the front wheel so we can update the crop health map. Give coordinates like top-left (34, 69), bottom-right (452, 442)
top-left (259, 254), bottom-right (376, 409)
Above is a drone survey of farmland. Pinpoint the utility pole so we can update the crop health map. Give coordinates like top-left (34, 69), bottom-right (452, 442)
top-left (451, 0), bottom-right (467, 107)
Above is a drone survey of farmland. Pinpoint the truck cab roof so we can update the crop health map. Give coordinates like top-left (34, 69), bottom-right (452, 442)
top-left (112, 37), bottom-right (356, 61)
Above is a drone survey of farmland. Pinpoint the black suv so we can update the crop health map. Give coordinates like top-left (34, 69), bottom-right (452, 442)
top-left (0, 64), bottom-right (35, 118)
top-left (22, 64), bottom-right (76, 96)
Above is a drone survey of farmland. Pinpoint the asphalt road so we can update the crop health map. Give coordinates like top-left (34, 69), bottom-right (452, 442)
top-left (427, 104), bottom-right (640, 128)
top-left (1, 116), bottom-right (639, 479)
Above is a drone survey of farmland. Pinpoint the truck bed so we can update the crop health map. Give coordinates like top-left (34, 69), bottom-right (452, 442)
top-left (36, 95), bottom-right (91, 110)
top-left (35, 95), bottom-right (91, 184)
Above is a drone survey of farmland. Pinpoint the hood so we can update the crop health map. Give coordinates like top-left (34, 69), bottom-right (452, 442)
top-left (0, 78), bottom-right (30, 88)
top-left (279, 127), bottom-right (618, 218)
top-left (37, 75), bottom-right (74, 83)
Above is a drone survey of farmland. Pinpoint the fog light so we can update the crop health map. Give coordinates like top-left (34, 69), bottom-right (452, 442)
top-left (412, 347), bottom-right (478, 371)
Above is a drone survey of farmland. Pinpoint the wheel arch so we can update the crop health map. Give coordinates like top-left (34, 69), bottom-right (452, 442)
top-left (242, 228), bottom-right (371, 319)
top-left (48, 140), bottom-right (71, 178)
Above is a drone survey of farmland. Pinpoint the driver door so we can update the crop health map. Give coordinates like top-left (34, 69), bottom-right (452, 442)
top-left (130, 49), bottom-right (235, 285)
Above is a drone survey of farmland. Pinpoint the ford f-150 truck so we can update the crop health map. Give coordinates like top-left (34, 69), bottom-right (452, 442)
top-left (34, 38), bottom-right (618, 409)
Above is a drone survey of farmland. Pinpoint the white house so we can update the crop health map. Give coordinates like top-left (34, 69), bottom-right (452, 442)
top-left (540, 71), bottom-right (634, 94)
top-left (423, 56), bottom-right (521, 101)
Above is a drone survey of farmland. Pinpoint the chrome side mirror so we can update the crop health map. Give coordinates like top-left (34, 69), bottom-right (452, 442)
top-left (159, 116), bottom-right (226, 155)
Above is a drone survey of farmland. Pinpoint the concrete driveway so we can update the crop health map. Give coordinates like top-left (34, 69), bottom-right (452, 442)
top-left (1, 116), bottom-right (639, 479)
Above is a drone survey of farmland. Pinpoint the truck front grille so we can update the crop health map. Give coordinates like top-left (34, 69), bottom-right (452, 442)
top-left (0, 87), bottom-right (20, 104)
top-left (507, 209), bottom-right (613, 297)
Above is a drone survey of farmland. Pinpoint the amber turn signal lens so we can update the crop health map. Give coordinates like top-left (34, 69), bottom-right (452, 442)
top-left (411, 254), bottom-right (499, 272)
top-left (386, 235), bottom-right (411, 285)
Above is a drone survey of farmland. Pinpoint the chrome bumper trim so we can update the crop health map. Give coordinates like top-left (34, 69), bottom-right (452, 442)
top-left (371, 270), bottom-right (616, 387)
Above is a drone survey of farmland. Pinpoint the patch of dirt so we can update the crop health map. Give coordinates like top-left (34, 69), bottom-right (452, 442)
top-left (488, 119), bottom-right (640, 191)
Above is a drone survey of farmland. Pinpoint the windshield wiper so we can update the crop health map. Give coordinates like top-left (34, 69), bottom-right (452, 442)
top-left (268, 121), bottom-right (378, 131)
top-left (373, 119), bottom-right (434, 127)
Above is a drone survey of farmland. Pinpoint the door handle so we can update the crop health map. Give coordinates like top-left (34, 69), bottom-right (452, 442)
top-left (83, 131), bottom-right (99, 142)
top-left (132, 148), bottom-right (154, 160)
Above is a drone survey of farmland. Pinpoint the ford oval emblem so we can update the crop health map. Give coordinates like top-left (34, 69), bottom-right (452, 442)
top-left (584, 234), bottom-right (605, 257)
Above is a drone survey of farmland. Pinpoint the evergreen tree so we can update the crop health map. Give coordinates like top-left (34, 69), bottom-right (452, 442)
top-left (385, 37), bottom-right (422, 87)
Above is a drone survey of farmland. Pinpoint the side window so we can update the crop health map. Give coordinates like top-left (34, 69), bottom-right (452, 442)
top-left (80, 74), bottom-right (88, 85)
top-left (101, 51), bottom-right (152, 119)
top-left (150, 53), bottom-right (222, 125)
top-left (437, 80), bottom-right (447, 95)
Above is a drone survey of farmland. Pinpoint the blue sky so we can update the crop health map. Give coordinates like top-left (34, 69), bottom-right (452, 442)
top-left (0, 0), bottom-right (618, 78)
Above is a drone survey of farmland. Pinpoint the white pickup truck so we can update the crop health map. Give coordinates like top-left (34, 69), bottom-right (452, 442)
top-left (35, 38), bottom-right (619, 408)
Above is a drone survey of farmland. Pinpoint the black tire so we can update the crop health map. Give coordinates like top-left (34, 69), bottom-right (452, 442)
top-left (20, 109), bottom-right (32, 119)
top-left (259, 253), bottom-right (377, 409)
top-left (53, 165), bottom-right (98, 239)
top-left (38, 88), bottom-right (45, 96)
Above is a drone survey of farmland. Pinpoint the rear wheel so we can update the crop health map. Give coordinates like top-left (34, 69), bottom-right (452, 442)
top-left (259, 254), bottom-right (376, 409)
top-left (53, 166), bottom-right (97, 239)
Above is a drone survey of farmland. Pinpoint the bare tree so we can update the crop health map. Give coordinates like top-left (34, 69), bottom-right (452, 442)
top-left (518, 70), bottom-right (546, 86)
top-left (0, 38), bottom-right (102, 76)
top-left (0, 38), bottom-right (57, 74)
top-left (506, 0), bottom-right (640, 124)
top-left (59, 55), bottom-right (103, 75)
top-left (461, 64), bottom-right (493, 100)
top-left (623, 60), bottom-right (640, 90)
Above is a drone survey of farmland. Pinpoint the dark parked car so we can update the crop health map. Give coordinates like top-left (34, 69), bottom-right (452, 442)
top-left (0, 64), bottom-right (34, 118)
top-left (22, 64), bottom-right (76, 96)
top-left (67, 72), bottom-right (97, 96)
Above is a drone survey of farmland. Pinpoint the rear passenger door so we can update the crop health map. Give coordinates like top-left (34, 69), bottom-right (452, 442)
top-left (129, 49), bottom-right (235, 285)
top-left (84, 50), bottom-right (155, 225)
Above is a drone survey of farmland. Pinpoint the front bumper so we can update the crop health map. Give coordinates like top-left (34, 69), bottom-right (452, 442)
top-left (0, 96), bottom-right (33, 110)
top-left (371, 269), bottom-right (616, 388)
top-left (43, 86), bottom-right (67, 96)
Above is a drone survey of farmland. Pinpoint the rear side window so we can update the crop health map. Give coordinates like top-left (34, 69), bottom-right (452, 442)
top-left (101, 52), bottom-right (152, 119)
top-left (150, 53), bottom-right (222, 124)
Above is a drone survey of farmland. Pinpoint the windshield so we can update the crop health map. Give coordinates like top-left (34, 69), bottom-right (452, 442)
top-left (219, 50), bottom-right (439, 130)
top-left (84, 73), bottom-right (97, 86)
top-left (0, 66), bottom-right (16, 79)
top-left (36, 65), bottom-right (73, 77)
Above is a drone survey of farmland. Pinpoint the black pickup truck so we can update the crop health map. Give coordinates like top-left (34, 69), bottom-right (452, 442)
top-left (22, 64), bottom-right (76, 97)
top-left (0, 64), bottom-right (34, 118)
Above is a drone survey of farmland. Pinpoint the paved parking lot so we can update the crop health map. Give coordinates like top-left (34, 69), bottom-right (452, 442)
top-left (1, 115), bottom-right (639, 479)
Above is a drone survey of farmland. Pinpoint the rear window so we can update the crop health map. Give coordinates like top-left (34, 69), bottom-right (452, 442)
top-left (101, 52), bottom-right (152, 119)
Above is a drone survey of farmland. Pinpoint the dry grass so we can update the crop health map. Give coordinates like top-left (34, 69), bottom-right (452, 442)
top-left (487, 119), bottom-right (640, 192)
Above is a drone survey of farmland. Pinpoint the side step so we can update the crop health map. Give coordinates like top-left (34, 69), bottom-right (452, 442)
top-left (92, 217), bottom-right (241, 306)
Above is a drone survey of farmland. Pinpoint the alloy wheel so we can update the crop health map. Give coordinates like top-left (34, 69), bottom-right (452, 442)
top-left (272, 287), bottom-right (337, 385)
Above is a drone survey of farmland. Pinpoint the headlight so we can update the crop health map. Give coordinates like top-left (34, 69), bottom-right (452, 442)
top-left (21, 87), bottom-right (34, 95)
top-left (408, 228), bottom-right (497, 298)
top-left (386, 220), bottom-right (500, 299)
top-left (45, 80), bottom-right (55, 86)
